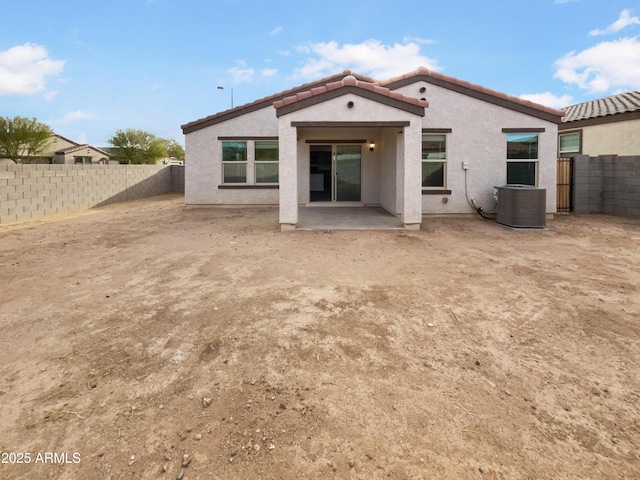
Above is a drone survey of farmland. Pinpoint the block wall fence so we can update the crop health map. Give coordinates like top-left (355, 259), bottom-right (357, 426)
top-left (573, 155), bottom-right (640, 218)
top-left (0, 164), bottom-right (184, 225)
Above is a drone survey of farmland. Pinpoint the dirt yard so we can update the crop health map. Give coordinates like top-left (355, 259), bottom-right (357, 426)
top-left (1, 193), bottom-right (639, 480)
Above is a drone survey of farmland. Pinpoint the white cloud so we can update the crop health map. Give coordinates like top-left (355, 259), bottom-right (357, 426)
top-left (228, 66), bottom-right (254, 83)
top-left (590, 9), bottom-right (640, 36)
top-left (554, 37), bottom-right (640, 93)
top-left (0, 43), bottom-right (65, 95)
top-left (55, 110), bottom-right (94, 124)
top-left (293, 39), bottom-right (440, 80)
top-left (269, 27), bottom-right (283, 36)
top-left (519, 92), bottom-right (573, 109)
top-left (402, 36), bottom-right (436, 45)
top-left (261, 68), bottom-right (278, 77)
top-left (44, 90), bottom-right (59, 101)
top-left (554, 0), bottom-right (579, 4)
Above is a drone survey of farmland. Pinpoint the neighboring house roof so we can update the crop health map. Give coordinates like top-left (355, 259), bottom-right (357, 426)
top-left (55, 143), bottom-right (111, 157)
top-left (50, 133), bottom-right (80, 147)
top-left (182, 67), bottom-right (564, 134)
top-left (561, 90), bottom-right (640, 126)
top-left (381, 67), bottom-right (564, 123)
top-left (273, 75), bottom-right (429, 117)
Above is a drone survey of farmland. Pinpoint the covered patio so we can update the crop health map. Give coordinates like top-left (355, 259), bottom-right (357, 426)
top-left (296, 206), bottom-right (404, 230)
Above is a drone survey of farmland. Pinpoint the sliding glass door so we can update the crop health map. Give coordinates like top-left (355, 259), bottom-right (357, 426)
top-left (310, 144), bottom-right (361, 202)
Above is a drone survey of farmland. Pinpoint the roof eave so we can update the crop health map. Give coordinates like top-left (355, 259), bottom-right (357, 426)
top-left (384, 73), bottom-right (564, 124)
top-left (560, 109), bottom-right (640, 129)
top-left (274, 86), bottom-right (427, 118)
top-left (181, 71), bottom-right (378, 134)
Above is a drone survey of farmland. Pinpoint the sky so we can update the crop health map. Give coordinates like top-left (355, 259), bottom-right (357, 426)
top-left (2, 0), bottom-right (640, 147)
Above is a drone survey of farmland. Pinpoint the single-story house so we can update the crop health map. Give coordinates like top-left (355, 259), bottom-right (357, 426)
top-left (559, 90), bottom-right (640, 157)
top-left (0, 134), bottom-right (111, 165)
top-left (182, 67), bottom-right (564, 230)
top-left (49, 135), bottom-right (111, 164)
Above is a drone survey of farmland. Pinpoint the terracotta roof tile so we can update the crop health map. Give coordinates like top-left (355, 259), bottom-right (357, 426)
top-left (382, 67), bottom-right (564, 120)
top-left (56, 144), bottom-right (110, 156)
top-left (183, 66), bottom-right (563, 133)
top-left (181, 71), bottom-right (377, 133)
top-left (272, 75), bottom-right (429, 112)
top-left (562, 90), bottom-right (640, 123)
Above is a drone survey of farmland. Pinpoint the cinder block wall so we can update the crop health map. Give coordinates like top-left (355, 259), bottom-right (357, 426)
top-left (0, 164), bottom-right (182, 224)
top-left (171, 165), bottom-right (185, 193)
top-left (573, 155), bottom-right (640, 218)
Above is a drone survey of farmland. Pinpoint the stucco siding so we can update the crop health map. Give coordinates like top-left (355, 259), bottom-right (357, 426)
top-left (379, 128), bottom-right (398, 214)
top-left (185, 106), bottom-right (279, 205)
top-left (579, 119), bottom-right (640, 156)
top-left (395, 82), bottom-right (559, 215)
top-left (184, 77), bottom-right (560, 219)
top-left (279, 93), bottom-right (423, 214)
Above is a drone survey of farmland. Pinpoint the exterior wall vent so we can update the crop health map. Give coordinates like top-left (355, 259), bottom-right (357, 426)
top-left (496, 185), bottom-right (546, 228)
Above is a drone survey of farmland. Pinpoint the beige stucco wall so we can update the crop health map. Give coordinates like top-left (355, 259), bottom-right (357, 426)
top-left (576, 119), bottom-right (640, 156)
top-left (394, 81), bottom-right (559, 215)
top-left (1, 136), bottom-right (109, 165)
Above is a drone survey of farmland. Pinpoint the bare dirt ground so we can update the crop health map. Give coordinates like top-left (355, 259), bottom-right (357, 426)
top-left (1, 193), bottom-right (639, 480)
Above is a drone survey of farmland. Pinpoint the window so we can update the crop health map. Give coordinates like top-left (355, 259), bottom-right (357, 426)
top-left (506, 133), bottom-right (538, 186)
top-left (559, 132), bottom-right (580, 155)
top-left (74, 156), bottom-right (92, 164)
top-left (254, 141), bottom-right (279, 184)
top-left (222, 141), bottom-right (247, 183)
top-left (421, 134), bottom-right (446, 188)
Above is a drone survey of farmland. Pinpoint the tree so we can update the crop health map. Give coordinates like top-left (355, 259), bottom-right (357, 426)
top-left (0, 116), bottom-right (53, 163)
top-left (162, 138), bottom-right (185, 161)
top-left (108, 129), bottom-right (167, 164)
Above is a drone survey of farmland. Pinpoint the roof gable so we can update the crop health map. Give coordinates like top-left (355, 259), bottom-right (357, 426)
top-left (56, 144), bottom-right (110, 156)
top-left (382, 67), bottom-right (564, 123)
top-left (182, 66), bottom-right (565, 134)
top-left (181, 71), bottom-right (377, 134)
top-left (273, 75), bottom-right (428, 117)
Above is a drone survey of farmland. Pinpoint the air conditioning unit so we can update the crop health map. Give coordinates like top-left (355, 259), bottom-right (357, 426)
top-left (496, 185), bottom-right (546, 228)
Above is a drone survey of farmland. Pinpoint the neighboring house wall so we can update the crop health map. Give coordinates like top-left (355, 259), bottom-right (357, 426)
top-left (573, 154), bottom-right (640, 217)
top-left (0, 164), bottom-right (183, 224)
top-left (576, 119), bottom-right (640, 156)
top-left (48, 136), bottom-right (77, 157)
top-left (1, 135), bottom-right (110, 164)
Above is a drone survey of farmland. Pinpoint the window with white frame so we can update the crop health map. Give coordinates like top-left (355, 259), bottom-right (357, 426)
top-left (421, 134), bottom-right (447, 188)
top-left (506, 133), bottom-right (538, 186)
top-left (74, 156), bottom-right (92, 164)
top-left (254, 140), bottom-right (279, 184)
top-left (559, 132), bottom-right (580, 155)
top-left (222, 141), bottom-right (247, 183)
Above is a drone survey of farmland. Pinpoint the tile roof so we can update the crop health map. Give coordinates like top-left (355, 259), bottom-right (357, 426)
top-left (182, 66), bottom-right (565, 134)
top-left (56, 144), bottom-right (111, 156)
top-left (273, 75), bottom-right (429, 114)
top-left (382, 67), bottom-right (565, 122)
top-left (562, 90), bottom-right (640, 123)
top-left (181, 70), bottom-right (377, 134)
